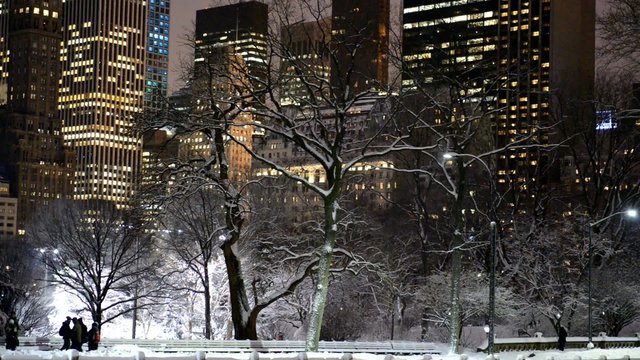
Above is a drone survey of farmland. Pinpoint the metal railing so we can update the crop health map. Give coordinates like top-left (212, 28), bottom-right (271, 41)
top-left (477, 333), bottom-right (640, 353)
top-left (6, 337), bottom-right (440, 354)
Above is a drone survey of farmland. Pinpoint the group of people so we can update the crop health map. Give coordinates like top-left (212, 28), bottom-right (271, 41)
top-left (58, 316), bottom-right (100, 351)
top-left (3, 312), bottom-right (19, 350)
top-left (2, 314), bottom-right (100, 352)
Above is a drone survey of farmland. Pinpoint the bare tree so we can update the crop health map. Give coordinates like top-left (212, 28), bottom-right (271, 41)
top-left (417, 270), bottom-right (523, 336)
top-left (159, 189), bottom-right (227, 339)
top-left (0, 236), bottom-right (52, 334)
top-left (593, 267), bottom-right (640, 336)
top-left (27, 201), bottom-right (160, 327)
top-left (152, 252), bottom-right (230, 339)
top-left (141, 37), bottom-right (322, 341)
top-left (220, 0), bottom-right (427, 349)
top-left (391, 78), bottom-right (510, 352)
top-left (219, 0), bottom-right (545, 349)
top-left (599, 0), bottom-right (640, 70)
top-left (550, 71), bottom-right (640, 332)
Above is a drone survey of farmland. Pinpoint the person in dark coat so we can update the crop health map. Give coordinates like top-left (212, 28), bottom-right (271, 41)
top-left (4, 315), bottom-right (19, 350)
top-left (59, 317), bottom-right (72, 350)
top-left (78, 318), bottom-right (88, 346)
top-left (558, 325), bottom-right (568, 351)
top-left (87, 322), bottom-right (99, 351)
top-left (70, 317), bottom-right (83, 351)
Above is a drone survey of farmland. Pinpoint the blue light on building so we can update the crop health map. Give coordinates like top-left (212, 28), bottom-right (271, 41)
top-left (146, 0), bottom-right (170, 111)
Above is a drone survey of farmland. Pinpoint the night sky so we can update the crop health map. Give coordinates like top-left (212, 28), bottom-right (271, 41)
top-left (168, 0), bottom-right (609, 94)
top-left (168, 0), bottom-right (211, 93)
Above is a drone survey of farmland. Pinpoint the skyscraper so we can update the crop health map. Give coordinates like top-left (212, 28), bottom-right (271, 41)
top-left (145, 0), bottom-right (170, 112)
top-left (280, 19), bottom-right (332, 106)
top-left (331, 0), bottom-right (389, 94)
top-left (0, 0), bottom-right (74, 229)
top-left (195, 1), bottom-right (268, 87)
top-left (0, 0), bottom-right (8, 104)
top-left (59, 0), bottom-right (147, 206)
top-left (401, 0), bottom-right (595, 187)
top-left (495, 0), bottom-right (595, 186)
top-left (402, 0), bottom-right (499, 90)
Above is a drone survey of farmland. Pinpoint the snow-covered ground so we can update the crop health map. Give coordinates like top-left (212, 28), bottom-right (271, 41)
top-left (1, 344), bottom-right (640, 360)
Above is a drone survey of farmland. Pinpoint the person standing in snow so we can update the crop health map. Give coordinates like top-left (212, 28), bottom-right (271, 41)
top-left (70, 317), bottom-right (83, 351)
top-left (4, 314), bottom-right (19, 350)
top-left (78, 318), bottom-right (88, 346)
top-left (87, 322), bottom-right (100, 351)
top-left (59, 316), bottom-right (72, 350)
top-left (558, 325), bottom-right (568, 351)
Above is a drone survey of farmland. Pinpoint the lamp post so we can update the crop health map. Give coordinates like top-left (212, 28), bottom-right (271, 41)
top-left (444, 152), bottom-right (497, 354)
top-left (488, 221), bottom-right (497, 356)
top-left (483, 324), bottom-right (490, 351)
top-left (587, 209), bottom-right (637, 348)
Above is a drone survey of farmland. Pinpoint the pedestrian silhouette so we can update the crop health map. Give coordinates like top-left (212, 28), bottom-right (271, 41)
top-left (87, 322), bottom-right (100, 351)
top-left (558, 325), bottom-right (567, 351)
top-left (70, 317), bottom-right (83, 351)
top-left (59, 317), bottom-right (72, 350)
top-left (4, 314), bottom-right (19, 350)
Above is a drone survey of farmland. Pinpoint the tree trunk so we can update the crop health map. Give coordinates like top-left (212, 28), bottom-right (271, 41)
top-left (305, 197), bottom-right (338, 351)
top-left (449, 159), bottom-right (467, 354)
top-left (94, 305), bottom-right (102, 325)
top-left (214, 124), bottom-right (253, 339)
top-left (222, 238), bottom-right (253, 339)
top-left (203, 264), bottom-right (212, 340)
top-left (415, 176), bottom-right (431, 274)
top-left (449, 244), bottom-right (462, 354)
top-left (132, 296), bottom-right (138, 339)
top-left (421, 307), bottom-right (429, 340)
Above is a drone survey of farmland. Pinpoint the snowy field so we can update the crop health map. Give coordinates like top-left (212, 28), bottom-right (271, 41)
top-left (2, 344), bottom-right (640, 360)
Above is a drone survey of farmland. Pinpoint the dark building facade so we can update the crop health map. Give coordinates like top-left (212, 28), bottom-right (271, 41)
top-left (495, 0), bottom-right (595, 187)
top-left (331, 0), bottom-right (389, 95)
top-left (402, 0), bottom-right (499, 91)
top-left (0, 0), bottom-right (8, 104)
top-left (0, 0), bottom-right (73, 230)
top-left (402, 0), bottom-right (595, 189)
top-left (194, 1), bottom-right (268, 86)
top-left (280, 19), bottom-right (332, 106)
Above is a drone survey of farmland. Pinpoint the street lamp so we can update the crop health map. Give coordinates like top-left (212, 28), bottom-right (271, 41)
top-left (442, 152), bottom-right (495, 208)
top-left (444, 152), bottom-right (498, 354)
top-left (442, 152), bottom-right (493, 192)
top-left (587, 209), bottom-right (637, 348)
top-left (483, 324), bottom-right (490, 349)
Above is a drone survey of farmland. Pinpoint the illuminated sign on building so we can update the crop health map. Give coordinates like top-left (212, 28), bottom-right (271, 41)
top-left (596, 110), bottom-right (617, 131)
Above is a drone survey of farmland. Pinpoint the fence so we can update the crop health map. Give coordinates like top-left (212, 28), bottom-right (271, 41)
top-left (7, 334), bottom-right (640, 355)
top-left (3, 337), bottom-right (439, 355)
top-left (477, 333), bottom-right (640, 352)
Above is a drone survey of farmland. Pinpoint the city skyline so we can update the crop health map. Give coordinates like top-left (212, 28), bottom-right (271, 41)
top-left (0, 0), bottom-right (171, 229)
top-left (0, 0), bottom-right (612, 228)
top-left (167, 0), bottom-right (610, 95)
